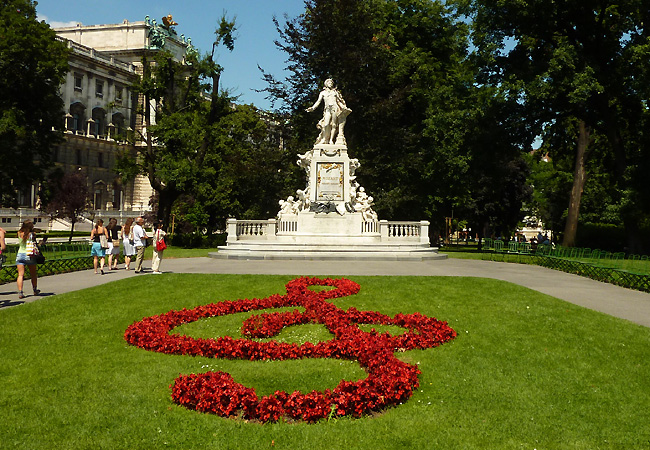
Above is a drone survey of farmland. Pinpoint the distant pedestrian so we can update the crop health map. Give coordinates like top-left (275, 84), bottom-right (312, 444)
top-left (0, 226), bottom-right (6, 268)
top-left (90, 219), bottom-right (109, 274)
top-left (16, 221), bottom-right (40, 299)
top-left (121, 218), bottom-right (135, 270)
top-left (151, 221), bottom-right (167, 274)
top-left (133, 217), bottom-right (148, 273)
top-left (106, 218), bottom-right (121, 270)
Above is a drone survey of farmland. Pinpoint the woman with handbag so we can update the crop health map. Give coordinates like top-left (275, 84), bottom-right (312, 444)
top-left (151, 220), bottom-right (167, 274)
top-left (90, 219), bottom-right (109, 275)
top-left (106, 218), bottom-right (121, 270)
top-left (16, 221), bottom-right (40, 299)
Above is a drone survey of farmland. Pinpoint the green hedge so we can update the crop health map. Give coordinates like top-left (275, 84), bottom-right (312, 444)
top-left (169, 233), bottom-right (226, 248)
top-left (576, 223), bottom-right (650, 253)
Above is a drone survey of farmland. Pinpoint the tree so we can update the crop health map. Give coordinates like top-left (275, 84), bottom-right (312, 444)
top-left (263, 0), bottom-right (475, 221)
top-left (126, 16), bottom-right (237, 228)
top-left (0, 0), bottom-right (69, 206)
top-left (455, 0), bottom-right (650, 250)
top-left (172, 104), bottom-right (292, 234)
top-left (457, 88), bottom-right (533, 244)
top-left (44, 171), bottom-right (89, 243)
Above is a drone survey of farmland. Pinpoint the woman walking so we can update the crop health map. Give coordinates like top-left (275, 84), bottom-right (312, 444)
top-left (16, 221), bottom-right (40, 299)
top-left (106, 218), bottom-right (121, 270)
top-left (90, 219), bottom-right (109, 274)
top-left (121, 218), bottom-right (135, 270)
top-left (151, 221), bottom-right (167, 274)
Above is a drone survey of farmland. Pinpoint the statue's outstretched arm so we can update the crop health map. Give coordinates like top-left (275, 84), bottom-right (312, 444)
top-left (305, 91), bottom-right (324, 112)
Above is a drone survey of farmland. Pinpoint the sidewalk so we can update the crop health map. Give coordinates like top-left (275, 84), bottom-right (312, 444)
top-left (2, 257), bottom-right (650, 327)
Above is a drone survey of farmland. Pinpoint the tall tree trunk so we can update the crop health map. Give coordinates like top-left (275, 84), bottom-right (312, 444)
top-left (562, 120), bottom-right (591, 247)
top-left (157, 189), bottom-right (178, 231)
top-left (68, 218), bottom-right (76, 244)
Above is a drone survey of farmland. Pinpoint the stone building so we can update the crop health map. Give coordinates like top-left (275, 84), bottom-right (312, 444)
top-left (0, 17), bottom-right (194, 230)
top-left (54, 16), bottom-right (193, 211)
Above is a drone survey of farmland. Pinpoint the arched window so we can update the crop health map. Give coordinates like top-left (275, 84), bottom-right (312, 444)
top-left (69, 102), bottom-right (86, 133)
top-left (92, 107), bottom-right (106, 137)
top-left (112, 112), bottom-right (125, 140)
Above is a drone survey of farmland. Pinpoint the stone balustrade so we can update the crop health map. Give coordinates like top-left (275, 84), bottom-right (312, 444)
top-left (227, 219), bottom-right (276, 243)
top-left (277, 217), bottom-right (298, 233)
top-left (227, 218), bottom-right (430, 244)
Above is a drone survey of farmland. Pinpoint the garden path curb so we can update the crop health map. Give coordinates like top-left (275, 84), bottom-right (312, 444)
top-left (1, 256), bottom-right (649, 328)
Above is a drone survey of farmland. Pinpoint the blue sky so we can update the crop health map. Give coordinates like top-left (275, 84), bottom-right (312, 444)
top-left (35, 0), bottom-right (307, 110)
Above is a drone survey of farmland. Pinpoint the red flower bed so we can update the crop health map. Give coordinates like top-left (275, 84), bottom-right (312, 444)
top-left (124, 277), bottom-right (456, 422)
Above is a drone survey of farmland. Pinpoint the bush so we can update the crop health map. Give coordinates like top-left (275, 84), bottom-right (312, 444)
top-left (575, 223), bottom-right (633, 252)
top-left (169, 232), bottom-right (226, 248)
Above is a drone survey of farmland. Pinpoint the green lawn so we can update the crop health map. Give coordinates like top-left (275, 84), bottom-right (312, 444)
top-left (1, 274), bottom-right (649, 449)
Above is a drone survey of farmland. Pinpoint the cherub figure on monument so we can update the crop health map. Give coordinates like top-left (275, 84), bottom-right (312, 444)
top-left (306, 78), bottom-right (352, 146)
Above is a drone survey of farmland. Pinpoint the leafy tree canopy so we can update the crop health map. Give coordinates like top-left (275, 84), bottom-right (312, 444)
top-left (0, 0), bottom-right (69, 206)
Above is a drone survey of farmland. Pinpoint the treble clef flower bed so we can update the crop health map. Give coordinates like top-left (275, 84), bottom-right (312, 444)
top-left (124, 277), bottom-right (456, 422)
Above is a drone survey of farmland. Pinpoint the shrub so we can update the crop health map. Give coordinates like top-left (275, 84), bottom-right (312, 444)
top-left (169, 232), bottom-right (226, 248)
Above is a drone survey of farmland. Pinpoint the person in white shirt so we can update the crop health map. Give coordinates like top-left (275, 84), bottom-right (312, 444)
top-left (132, 217), bottom-right (149, 273)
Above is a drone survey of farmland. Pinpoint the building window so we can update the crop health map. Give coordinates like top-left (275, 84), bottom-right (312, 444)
top-left (69, 102), bottom-right (86, 133)
top-left (92, 108), bottom-right (106, 137)
top-left (115, 86), bottom-right (123, 103)
top-left (98, 152), bottom-right (104, 168)
top-left (74, 74), bottom-right (83, 92)
top-left (1, 218), bottom-right (11, 224)
top-left (76, 149), bottom-right (83, 165)
top-left (95, 80), bottom-right (104, 98)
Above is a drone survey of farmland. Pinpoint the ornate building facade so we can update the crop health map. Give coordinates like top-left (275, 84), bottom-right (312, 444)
top-left (1, 17), bottom-right (193, 230)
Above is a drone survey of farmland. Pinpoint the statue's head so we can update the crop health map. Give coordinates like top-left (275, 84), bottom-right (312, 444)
top-left (324, 78), bottom-right (334, 88)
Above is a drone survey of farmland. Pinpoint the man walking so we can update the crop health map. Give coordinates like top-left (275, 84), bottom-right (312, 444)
top-left (132, 217), bottom-right (149, 273)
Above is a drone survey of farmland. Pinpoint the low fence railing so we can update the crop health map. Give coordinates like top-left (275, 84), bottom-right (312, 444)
top-left (226, 218), bottom-right (430, 244)
top-left (0, 242), bottom-right (109, 284)
top-left (480, 239), bottom-right (650, 293)
top-left (231, 220), bottom-right (276, 241)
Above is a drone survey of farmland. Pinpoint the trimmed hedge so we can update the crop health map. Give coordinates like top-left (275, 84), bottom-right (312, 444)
top-left (576, 222), bottom-right (650, 253)
top-left (169, 233), bottom-right (227, 248)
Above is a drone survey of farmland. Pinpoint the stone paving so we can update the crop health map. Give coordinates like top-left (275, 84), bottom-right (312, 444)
top-left (1, 257), bottom-right (649, 327)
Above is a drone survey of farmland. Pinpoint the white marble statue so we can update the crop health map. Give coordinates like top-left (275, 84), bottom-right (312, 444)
top-left (278, 196), bottom-right (297, 216)
top-left (355, 194), bottom-right (378, 222)
top-left (349, 158), bottom-right (360, 176)
top-left (296, 188), bottom-right (310, 211)
top-left (297, 151), bottom-right (312, 172)
top-left (355, 186), bottom-right (368, 204)
top-left (305, 78), bottom-right (352, 146)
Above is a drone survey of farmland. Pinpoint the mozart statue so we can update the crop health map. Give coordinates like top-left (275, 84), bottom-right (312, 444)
top-left (306, 78), bottom-right (352, 146)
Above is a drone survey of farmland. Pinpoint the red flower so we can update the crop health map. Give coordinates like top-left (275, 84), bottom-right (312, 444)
top-left (125, 277), bottom-right (456, 422)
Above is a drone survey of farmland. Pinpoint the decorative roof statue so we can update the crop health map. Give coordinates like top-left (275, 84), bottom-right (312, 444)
top-left (162, 14), bottom-right (178, 34)
top-left (306, 78), bottom-right (352, 147)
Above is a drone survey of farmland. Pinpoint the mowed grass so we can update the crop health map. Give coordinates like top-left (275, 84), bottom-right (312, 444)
top-left (1, 274), bottom-right (649, 450)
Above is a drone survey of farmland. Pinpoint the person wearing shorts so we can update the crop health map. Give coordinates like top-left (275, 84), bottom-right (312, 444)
top-left (90, 219), bottom-right (108, 274)
top-left (106, 218), bottom-right (121, 270)
top-left (16, 221), bottom-right (40, 299)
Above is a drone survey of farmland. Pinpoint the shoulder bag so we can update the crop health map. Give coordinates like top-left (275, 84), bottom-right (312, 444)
top-left (155, 230), bottom-right (167, 252)
top-left (99, 232), bottom-right (109, 249)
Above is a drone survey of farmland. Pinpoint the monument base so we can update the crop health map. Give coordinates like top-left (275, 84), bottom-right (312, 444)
top-left (210, 246), bottom-right (444, 261)
top-left (213, 217), bottom-right (444, 261)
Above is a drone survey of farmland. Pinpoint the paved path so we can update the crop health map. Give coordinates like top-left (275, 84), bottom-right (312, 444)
top-left (2, 257), bottom-right (650, 327)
